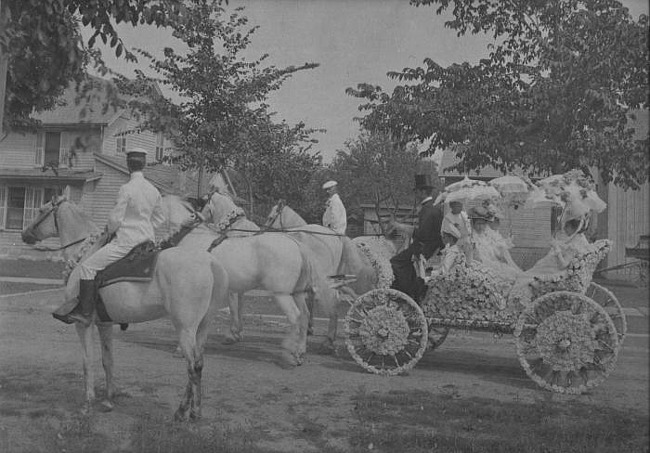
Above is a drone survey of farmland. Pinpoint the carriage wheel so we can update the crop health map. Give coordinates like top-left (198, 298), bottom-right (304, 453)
top-left (585, 282), bottom-right (627, 344)
top-left (427, 325), bottom-right (450, 350)
top-left (514, 291), bottom-right (619, 394)
top-left (345, 289), bottom-right (428, 376)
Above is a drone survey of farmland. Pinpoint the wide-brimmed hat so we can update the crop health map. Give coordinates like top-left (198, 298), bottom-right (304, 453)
top-left (467, 206), bottom-right (494, 222)
top-left (322, 180), bottom-right (337, 190)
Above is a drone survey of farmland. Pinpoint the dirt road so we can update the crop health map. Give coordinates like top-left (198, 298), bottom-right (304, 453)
top-left (0, 288), bottom-right (648, 452)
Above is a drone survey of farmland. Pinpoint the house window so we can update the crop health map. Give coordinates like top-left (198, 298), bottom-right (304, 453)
top-left (35, 131), bottom-right (69, 168)
top-left (155, 132), bottom-right (164, 162)
top-left (0, 186), bottom-right (58, 230)
top-left (116, 135), bottom-right (127, 154)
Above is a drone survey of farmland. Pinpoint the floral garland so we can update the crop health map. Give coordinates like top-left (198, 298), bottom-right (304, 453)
top-left (352, 238), bottom-right (394, 289)
top-left (421, 253), bottom-right (516, 326)
top-left (214, 207), bottom-right (245, 234)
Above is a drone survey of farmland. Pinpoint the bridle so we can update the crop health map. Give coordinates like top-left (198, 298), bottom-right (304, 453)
top-left (27, 200), bottom-right (88, 251)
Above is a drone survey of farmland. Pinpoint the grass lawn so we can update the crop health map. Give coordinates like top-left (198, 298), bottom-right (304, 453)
top-left (347, 389), bottom-right (649, 453)
top-left (0, 259), bottom-right (65, 279)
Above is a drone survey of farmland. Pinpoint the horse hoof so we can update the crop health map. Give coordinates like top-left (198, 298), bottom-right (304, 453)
top-left (189, 411), bottom-right (202, 421)
top-left (307, 327), bottom-right (314, 336)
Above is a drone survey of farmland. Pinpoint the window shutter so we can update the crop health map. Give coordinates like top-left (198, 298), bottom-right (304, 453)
top-left (35, 132), bottom-right (44, 166)
top-left (0, 186), bottom-right (6, 229)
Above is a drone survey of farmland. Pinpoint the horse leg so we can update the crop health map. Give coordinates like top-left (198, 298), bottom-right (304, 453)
top-left (223, 292), bottom-right (244, 345)
top-left (306, 290), bottom-right (315, 336)
top-left (293, 291), bottom-right (311, 360)
top-left (96, 324), bottom-right (116, 410)
top-left (174, 328), bottom-right (197, 422)
top-left (274, 294), bottom-right (306, 366)
top-left (75, 323), bottom-right (95, 414)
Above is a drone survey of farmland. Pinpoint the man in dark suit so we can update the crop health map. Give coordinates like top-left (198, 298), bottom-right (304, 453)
top-left (390, 174), bottom-right (444, 302)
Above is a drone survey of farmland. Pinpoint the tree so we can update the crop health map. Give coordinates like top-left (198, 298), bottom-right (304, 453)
top-left (324, 131), bottom-right (437, 220)
top-left (0, 0), bottom-right (202, 130)
top-left (348, 0), bottom-right (649, 189)
top-left (115, 1), bottom-right (321, 211)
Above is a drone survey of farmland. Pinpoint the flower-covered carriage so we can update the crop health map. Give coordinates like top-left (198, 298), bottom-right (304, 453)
top-left (345, 172), bottom-right (626, 395)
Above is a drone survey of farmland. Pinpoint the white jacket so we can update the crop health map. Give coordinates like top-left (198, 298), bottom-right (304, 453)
top-left (107, 172), bottom-right (165, 246)
top-left (322, 193), bottom-right (347, 235)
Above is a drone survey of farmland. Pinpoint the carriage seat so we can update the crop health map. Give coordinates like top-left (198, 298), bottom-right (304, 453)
top-left (529, 239), bottom-right (612, 299)
top-left (96, 241), bottom-right (159, 288)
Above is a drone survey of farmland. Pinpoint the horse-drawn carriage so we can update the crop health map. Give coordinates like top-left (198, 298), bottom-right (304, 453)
top-left (344, 174), bottom-right (626, 395)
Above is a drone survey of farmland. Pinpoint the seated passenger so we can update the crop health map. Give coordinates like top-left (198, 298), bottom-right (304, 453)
top-left (442, 199), bottom-right (472, 260)
top-left (509, 214), bottom-right (593, 304)
top-left (468, 206), bottom-right (523, 281)
top-left (434, 219), bottom-right (465, 275)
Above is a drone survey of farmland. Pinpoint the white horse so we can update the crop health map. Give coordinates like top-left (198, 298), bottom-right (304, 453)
top-left (21, 193), bottom-right (229, 421)
top-left (196, 192), bottom-right (260, 345)
top-left (264, 201), bottom-right (375, 351)
top-left (161, 195), bottom-right (314, 364)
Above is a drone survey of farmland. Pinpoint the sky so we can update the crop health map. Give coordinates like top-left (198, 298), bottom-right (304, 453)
top-left (93, 0), bottom-right (649, 163)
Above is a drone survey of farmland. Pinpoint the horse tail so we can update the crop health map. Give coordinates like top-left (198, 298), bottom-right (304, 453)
top-left (295, 240), bottom-right (317, 294)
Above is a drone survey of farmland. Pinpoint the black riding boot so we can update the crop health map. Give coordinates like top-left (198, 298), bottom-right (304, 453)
top-left (53, 279), bottom-right (95, 326)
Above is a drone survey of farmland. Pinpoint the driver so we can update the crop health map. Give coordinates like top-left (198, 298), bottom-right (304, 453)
top-left (54, 149), bottom-right (165, 325)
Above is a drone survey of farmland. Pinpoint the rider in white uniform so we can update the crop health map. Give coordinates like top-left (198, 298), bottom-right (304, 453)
top-left (322, 180), bottom-right (347, 235)
top-left (54, 149), bottom-right (165, 326)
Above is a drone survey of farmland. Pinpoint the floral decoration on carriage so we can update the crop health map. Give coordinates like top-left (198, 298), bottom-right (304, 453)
top-left (345, 169), bottom-right (626, 395)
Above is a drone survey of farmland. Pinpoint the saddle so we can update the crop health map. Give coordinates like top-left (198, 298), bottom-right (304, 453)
top-left (96, 241), bottom-right (159, 288)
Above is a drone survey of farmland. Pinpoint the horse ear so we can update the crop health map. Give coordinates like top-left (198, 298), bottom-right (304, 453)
top-left (61, 185), bottom-right (71, 201)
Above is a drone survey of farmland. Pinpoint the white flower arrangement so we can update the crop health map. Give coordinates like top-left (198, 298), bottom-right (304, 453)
top-left (353, 238), bottom-right (394, 289)
top-left (213, 207), bottom-right (245, 233)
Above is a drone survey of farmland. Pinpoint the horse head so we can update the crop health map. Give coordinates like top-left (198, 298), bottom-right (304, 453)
top-left (21, 197), bottom-right (63, 244)
top-left (22, 190), bottom-right (100, 248)
top-left (265, 200), bottom-right (307, 229)
top-left (162, 195), bottom-right (203, 232)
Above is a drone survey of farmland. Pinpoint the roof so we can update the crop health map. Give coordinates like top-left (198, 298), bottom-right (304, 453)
top-left (31, 76), bottom-right (125, 126)
top-left (0, 168), bottom-right (101, 183)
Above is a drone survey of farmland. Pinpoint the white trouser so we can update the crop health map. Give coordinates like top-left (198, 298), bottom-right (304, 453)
top-left (78, 241), bottom-right (135, 280)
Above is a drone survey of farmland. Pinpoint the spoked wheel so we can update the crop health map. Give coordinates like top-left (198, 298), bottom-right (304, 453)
top-left (585, 282), bottom-right (627, 344)
top-left (345, 289), bottom-right (428, 375)
top-left (426, 324), bottom-right (450, 350)
top-left (514, 291), bottom-right (619, 394)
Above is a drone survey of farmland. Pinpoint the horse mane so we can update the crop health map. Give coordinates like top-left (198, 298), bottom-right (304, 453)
top-left (59, 200), bottom-right (101, 235)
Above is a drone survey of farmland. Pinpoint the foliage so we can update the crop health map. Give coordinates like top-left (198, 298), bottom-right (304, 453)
top-left (325, 131), bottom-right (437, 219)
top-left (348, 0), bottom-right (649, 189)
top-left (0, 0), bottom-right (202, 129)
top-left (114, 1), bottom-right (322, 215)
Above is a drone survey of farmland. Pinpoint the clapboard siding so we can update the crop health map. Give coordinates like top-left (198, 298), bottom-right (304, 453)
top-left (102, 115), bottom-right (158, 161)
top-left (0, 131), bottom-right (38, 168)
top-left (606, 182), bottom-right (650, 280)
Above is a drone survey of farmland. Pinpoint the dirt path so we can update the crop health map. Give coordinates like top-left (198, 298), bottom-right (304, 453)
top-left (0, 289), bottom-right (648, 452)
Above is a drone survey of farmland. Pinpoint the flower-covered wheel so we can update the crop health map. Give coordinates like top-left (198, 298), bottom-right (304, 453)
top-left (345, 289), bottom-right (428, 375)
top-left (584, 282), bottom-right (627, 344)
top-left (514, 291), bottom-right (619, 394)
